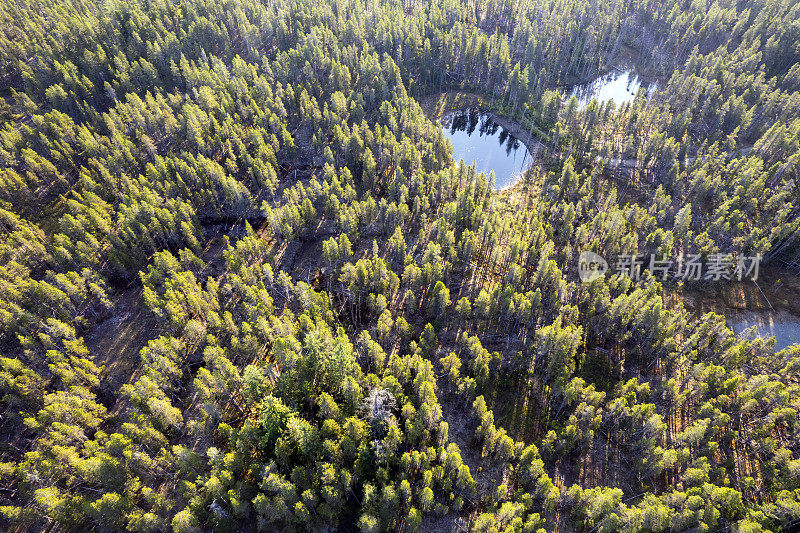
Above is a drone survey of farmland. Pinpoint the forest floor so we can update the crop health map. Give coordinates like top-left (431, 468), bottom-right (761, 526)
top-left (423, 392), bottom-right (494, 532)
top-left (83, 286), bottom-right (158, 407)
top-left (72, 82), bottom-right (796, 532)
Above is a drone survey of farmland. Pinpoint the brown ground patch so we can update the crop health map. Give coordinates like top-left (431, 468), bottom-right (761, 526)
top-left (83, 287), bottom-right (158, 399)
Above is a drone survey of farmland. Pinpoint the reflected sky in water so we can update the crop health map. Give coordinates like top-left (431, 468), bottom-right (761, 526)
top-left (728, 313), bottom-right (800, 351)
top-left (568, 70), bottom-right (656, 108)
top-left (440, 109), bottom-right (531, 189)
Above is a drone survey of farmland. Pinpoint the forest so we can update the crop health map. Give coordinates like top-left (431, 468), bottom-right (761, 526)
top-left (0, 0), bottom-right (799, 530)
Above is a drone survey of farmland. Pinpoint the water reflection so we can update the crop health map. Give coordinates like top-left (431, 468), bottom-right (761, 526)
top-left (728, 311), bottom-right (800, 351)
top-left (440, 109), bottom-right (531, 189)
top-left (568, 70), bottom-right (656, 108)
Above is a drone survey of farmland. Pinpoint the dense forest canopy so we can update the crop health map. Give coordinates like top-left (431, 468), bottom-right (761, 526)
top-left (0, 0), bottom-right (799, 531)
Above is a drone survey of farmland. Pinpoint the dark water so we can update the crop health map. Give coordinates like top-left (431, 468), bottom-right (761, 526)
top-left (568, 70), bottom-right (656, 108)
top-left (728, 312), bottom-right (800, 351)
top-left (440, 109), bottom-right (532, 189)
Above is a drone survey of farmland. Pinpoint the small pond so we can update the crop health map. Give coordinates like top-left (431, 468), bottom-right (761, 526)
top-left (567, 69), bottom-right (656, 109)
top-left (728, 311), bottom-right (800, 351)
top-left (439, 108), bottom-right (532, 189)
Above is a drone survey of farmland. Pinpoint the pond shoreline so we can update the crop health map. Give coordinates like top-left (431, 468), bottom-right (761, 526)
top-left (483, 111), bottom-right (545, 164)
top-left (420, 92), bottom-right (800, 349)
top-left (680, 266), bottom-right (800, 350)
top-left (680, 266), bottom-right (800, 315)
top-left (419, 92), bottom-right (545, 156)
top-left (556, 42), bottom-right (669, 89)
top-left (726, 309), bottom-right (800, 350)
top-left (418, 91), bottom-right (546, 190)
